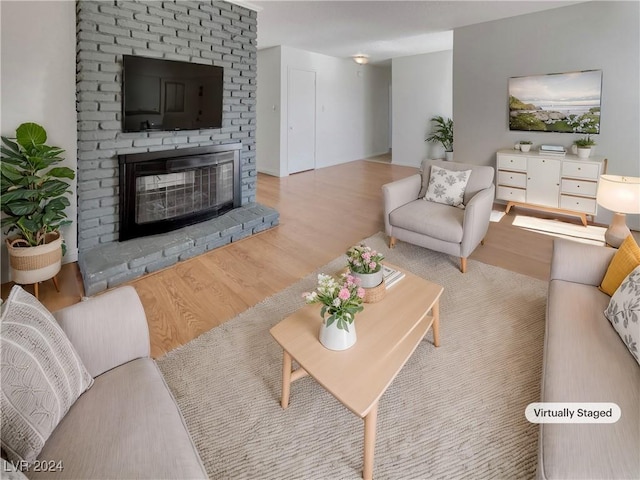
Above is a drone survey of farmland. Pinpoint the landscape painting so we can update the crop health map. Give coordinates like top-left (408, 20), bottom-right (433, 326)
top-left (509, 70), bottom-right (602, 133)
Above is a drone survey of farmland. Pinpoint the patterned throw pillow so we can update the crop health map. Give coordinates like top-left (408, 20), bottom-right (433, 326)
top-left (424, 165), bottom-right (472, 208)
top-left (1, 285), bottom-right (94, 467)
top-left (604, 265), bottom-right (640, 366)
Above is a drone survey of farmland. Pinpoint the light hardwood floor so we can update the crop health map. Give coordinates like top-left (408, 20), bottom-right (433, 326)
top-left (3, 158), bottom-right (576, 358)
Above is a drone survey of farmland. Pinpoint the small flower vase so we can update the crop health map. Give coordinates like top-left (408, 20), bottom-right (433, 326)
top-left (319, 315), bottom-right (357, 351)
top-left (352, 269), bottom-right (383, 288)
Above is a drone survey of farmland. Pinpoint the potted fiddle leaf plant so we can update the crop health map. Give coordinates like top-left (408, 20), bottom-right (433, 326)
top-left (1, 122), bottom-right (75, 287)
top-left (425, 115), bottom-right (454, 161)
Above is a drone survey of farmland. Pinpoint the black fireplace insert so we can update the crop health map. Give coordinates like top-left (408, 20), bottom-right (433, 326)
top-left (118, 143), bottom-right (242, 241)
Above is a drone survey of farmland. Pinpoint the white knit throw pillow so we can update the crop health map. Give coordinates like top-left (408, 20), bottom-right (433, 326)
top-left (1, 286), bottom-right (94, 467)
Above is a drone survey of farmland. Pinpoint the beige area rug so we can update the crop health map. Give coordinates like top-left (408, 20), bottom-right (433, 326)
top-left (156, 232), bottom-right (547, 479)
top-left (512, 214), bottom-right (606, 245)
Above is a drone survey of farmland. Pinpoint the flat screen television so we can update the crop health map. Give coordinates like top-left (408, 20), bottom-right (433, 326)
top-left (122, 55), bottom-right (223, 133)
top-left (508, 69), bottom-right (602, 134)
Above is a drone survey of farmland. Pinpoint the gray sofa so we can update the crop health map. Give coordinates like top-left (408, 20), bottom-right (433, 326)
top-left (25, 286), bottom-right (207, 479)
top-left (539, 238), bottom-right (640, 479)
top-left (382, 159), bottom-right (495, 273)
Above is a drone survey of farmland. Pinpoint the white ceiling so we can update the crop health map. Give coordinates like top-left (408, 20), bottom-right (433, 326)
top-left (248, 1), bottom-right (582, 65)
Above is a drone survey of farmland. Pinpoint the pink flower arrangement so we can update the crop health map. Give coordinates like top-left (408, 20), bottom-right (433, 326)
top-left (302, 273), bottom-right (365, 331)
top-left (346, 243), bottom-right (385, 274)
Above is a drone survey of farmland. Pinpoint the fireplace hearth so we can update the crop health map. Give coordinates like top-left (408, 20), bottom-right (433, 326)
top-left (81, 140), bottom-right (278, 295)
top-left (119, 143), bottom-right (242, 241)
top-left (79, 201), bottom-right (279, 296)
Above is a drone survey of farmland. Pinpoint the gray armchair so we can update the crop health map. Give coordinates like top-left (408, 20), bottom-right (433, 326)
top-left (382, 159), bottom-right (495, 273)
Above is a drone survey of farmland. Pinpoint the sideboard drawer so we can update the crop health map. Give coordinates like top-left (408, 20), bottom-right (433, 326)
top-left (560, 195), bottom-right (597, 214)
top-left (497, 185), bottom-right (526, 203)
top-left (561, 179), bottom-right (597, 197)
top-left (562, 161), bottom-right (600, 180)
top-left (498, 171), bottom-right (527, 188)
top-left (497, 155), bottom-right (527, 172)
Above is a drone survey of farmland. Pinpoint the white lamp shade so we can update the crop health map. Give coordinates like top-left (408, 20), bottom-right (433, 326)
top-left (597, 175), bottom-right (640, 214)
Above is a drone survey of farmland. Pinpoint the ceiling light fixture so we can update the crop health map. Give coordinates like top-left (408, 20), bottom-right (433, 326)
top-left (352, 54), bottom-right (369, 65)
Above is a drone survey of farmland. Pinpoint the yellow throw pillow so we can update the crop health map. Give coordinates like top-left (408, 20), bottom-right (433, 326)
top-left (600, 235), bottom-right (640, 296)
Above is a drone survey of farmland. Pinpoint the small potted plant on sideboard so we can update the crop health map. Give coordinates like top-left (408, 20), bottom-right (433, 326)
top-left (519, 140), bottom-right (533, 152)
top-left (1, 122), bottom-right (75, 295)
top-left (574, 135), bottom-right (596, 158)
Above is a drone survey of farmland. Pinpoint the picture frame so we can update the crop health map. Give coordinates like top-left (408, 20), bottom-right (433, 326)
top-left (508, 70), bottom-right (602, 134)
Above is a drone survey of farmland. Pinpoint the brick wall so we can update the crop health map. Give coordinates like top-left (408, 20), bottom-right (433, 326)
top-left (75, 0), bottom-right (257, 251)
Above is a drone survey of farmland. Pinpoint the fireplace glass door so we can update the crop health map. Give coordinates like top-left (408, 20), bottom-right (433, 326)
top-left (119, 144), bottom-right (241, 241)
top-left (135, 161), bottom-right (234, 224)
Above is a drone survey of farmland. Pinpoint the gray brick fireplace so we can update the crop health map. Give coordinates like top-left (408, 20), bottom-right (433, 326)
top-left (76, 0), bottom-right (278, 295)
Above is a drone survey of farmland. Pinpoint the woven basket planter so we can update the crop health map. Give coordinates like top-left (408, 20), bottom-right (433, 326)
top-left (6, 232), bottom-right (63, 285)
top-left (363, 279), bottom-right (386, 303)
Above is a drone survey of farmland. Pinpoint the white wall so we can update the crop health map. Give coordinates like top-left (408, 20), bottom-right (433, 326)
top-left (256, 46), bottom-right (391, 176)
top-left (391, 50), bottom-right (453, 167)
top-left (256, 47), bottom-right (282, 176)
top-left (0, 0), bottom-right (78, 282)
top-left (453, 1), bottom-right (640, 228)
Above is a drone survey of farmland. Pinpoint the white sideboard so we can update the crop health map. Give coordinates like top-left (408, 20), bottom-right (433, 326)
top-left (495, 149), bottom-right (607, 226)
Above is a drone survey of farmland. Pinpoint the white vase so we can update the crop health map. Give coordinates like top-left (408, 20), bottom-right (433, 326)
top-left (319, 315), bottom-right (357, 351)
top-left (520, 144), bottom-right (531, 152)
top-left (577, 147), bottom-right (591, 158)
top-left (352, 269), bottom-right (383, 288)
top-left (445, 151), bottom-right (454, 161)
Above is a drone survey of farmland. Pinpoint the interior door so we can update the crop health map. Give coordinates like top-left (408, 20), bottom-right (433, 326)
top-left (287, 68), bottom-right (316, 174)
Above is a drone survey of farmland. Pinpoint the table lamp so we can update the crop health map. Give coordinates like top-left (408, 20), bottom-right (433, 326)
top-left (596, 175), bottom-right (640, 247)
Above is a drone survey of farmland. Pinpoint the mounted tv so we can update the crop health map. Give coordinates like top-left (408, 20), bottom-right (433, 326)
top-left (122, 55), bottom-right (223, 133)
top-left (508, 69), bottom-right (602, 134)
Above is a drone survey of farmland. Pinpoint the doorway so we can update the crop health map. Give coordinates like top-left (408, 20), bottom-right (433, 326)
top-left (287, 68), bottom-right (316, 174)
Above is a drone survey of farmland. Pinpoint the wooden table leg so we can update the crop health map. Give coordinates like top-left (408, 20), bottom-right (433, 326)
top-left (281, 351), bottom-right (292, 409)
top-left (52, 275), bottom-right (60, 292)
top-left (579, 213), bottom-right (588, 227)
top-left (432, 299), bottom-right (440, 347)
top-left (505, 201), bottom-right (514, 214)
top-left (362, 402), bottom-right (379, 480)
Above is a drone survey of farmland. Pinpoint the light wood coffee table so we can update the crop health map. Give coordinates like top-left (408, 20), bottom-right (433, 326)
top-left (270, 265), bottom-right (443, 479)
